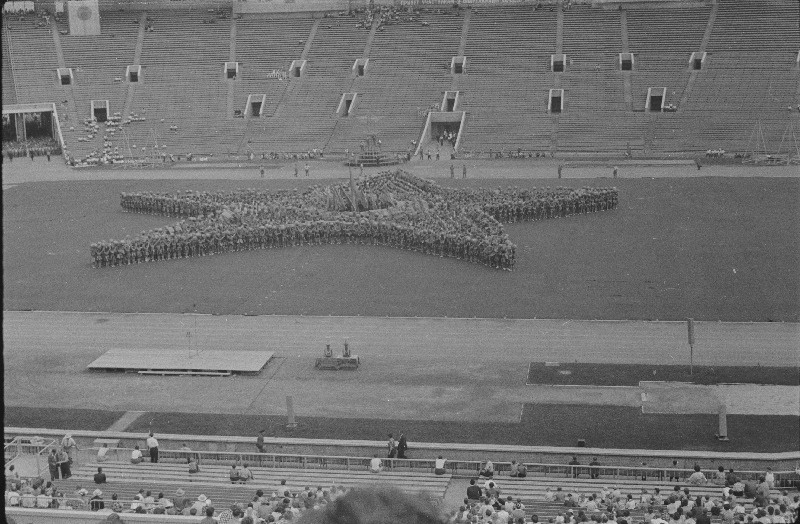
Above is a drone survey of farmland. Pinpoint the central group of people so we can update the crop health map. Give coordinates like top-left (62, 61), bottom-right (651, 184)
top-left (91, 170), bottom-right (618, 271)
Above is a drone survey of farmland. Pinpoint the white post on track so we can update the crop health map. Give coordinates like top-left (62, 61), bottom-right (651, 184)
top-left (687, 318), bottom-right (695, 375)
top-left (286, 395), bottom-right (297, 429)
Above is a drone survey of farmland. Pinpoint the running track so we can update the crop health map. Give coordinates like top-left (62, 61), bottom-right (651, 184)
top-left (4, 311), bottom-right (797, 422)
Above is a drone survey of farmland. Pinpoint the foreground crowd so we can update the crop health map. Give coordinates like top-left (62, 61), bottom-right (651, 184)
top-left (91, 170), bottom-right (617, 271)
top-left (4, 476), bottom-right (370, 523)
top-left (6, 441), bottom-right (800, 524)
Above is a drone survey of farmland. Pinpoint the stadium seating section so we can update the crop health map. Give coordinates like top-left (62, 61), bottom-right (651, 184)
top-left (2, 0), bottom-right (798, 160)
top-left (35, 459), bottom-right (450, 513)
top-left (22, 456), bottom-right (787, 521)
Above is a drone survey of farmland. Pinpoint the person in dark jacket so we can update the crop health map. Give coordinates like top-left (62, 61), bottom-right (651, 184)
top-left (397, 433), bottom-right (408, 459)
top-left (467, 479), bottom-right (482, 501)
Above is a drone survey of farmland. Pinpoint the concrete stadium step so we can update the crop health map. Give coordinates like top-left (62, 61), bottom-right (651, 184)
top-left (73, 461), bottom-right (451, 498)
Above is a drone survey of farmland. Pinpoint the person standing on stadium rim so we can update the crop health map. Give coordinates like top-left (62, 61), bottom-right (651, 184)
top-left (397, 432), bottom-right (408, 459)
top-left (590, 457), bottom-right (601, 479)
top-left (48, 449), bottom-right (59, 480)
top-left (569, 456), bottom-right (580, 478)
top-left (462, 164), bottom-right (467, 178)
top-left (146, 432), bottom-right (159, 463)
top-left (304, 163), bottom-right (310, 177)
top-left (61, 434), bottom-right (79, 465)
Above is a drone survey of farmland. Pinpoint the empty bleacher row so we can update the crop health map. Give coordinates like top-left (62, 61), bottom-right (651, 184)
top-left (233, 13), bottom-right (311, 121)
top-left (268, 18), bottom-right (370, 152)
top-left (457, 6), bottom-right (556, 153)
top-left (4, 17), bottom-right (59, 106)
top-left (562, 8), bottom-right (622, 73)
top-left (125, 9), bottom-right (236, 156)
top-left (331, 9), bottom-right (464, 153)
top-left (1, 24), bottom-right (17, 106)
top-left (708, 0), bottom-right (799, 54)
top-left (3, 2), bottom-right (798, 160)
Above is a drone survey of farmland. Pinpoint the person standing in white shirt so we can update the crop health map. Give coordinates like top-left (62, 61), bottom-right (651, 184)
top-left (60, 434), bottom-right (79, 465)
top-left (764, 468), bottom-right (775, 489)
top-left (146, 433), bottom-right (159, 463)
top-left (434, 456), bottom-right (446, 475)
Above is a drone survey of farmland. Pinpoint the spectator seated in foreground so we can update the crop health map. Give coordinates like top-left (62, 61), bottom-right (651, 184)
top-left (509, 460), bottom-right (528, 478)
top-left (96, 443), bottom-right (109, 462)
top-left (94, 467), bottom-right (107, 484)
top-left (130, 445), bottom-right (143, 464)
top-left (370, 454), bottom-right (383, 473)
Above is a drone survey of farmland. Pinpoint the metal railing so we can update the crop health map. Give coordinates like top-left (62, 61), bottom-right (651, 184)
top-left (5, 495), bottom-right (152, 512)
top-left (79, 447), bottom-right (800, 484)
top-left (4, 436), bottom-right (57, 477)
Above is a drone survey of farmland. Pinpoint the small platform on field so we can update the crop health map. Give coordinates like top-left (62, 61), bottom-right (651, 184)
top-left (87, 349), bottom-right (274, 375)
top-left (315, 355), bottom-right (360, 370)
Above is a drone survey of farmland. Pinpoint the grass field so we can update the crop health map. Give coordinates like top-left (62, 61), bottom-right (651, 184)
top-left (3, 406), bottom-right (124, 432)
top-left (5, 405), bottom-right (797, 453)
top-left (3, 176), bottom-right (799, 321)
top-left (527, 363), bottom-right (800, 386)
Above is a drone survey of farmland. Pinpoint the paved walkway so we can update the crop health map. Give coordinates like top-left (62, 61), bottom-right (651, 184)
top-left (4, 311), bottom-right (798, 421)
top-left (1, 157), bottom-right (797, 188)
top-left (104, 411), bottom-right (147, 432)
